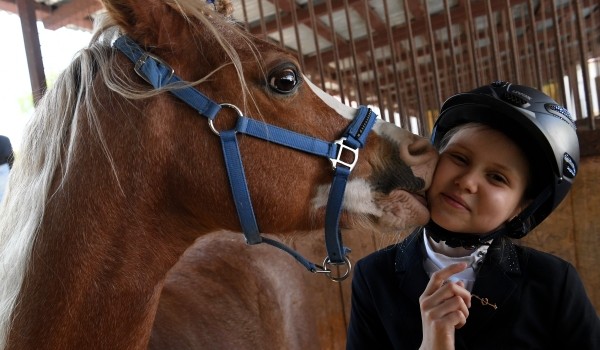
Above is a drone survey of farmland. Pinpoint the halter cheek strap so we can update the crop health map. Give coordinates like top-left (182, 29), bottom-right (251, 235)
top-left (113, 35), bottom-right (377, 281)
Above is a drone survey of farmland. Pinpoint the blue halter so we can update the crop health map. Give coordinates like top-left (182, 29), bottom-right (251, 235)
top-left (113, 35), bottom-right (376, 281)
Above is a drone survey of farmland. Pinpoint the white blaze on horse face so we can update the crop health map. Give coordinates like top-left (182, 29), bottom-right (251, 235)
top-left (304, 76), bottom-right (378, 218)
top-left (371, 119), bottom-right (407, 142)
top-left (303, 76), bottom-right (355, 120)
top-left (304, 75), bottom-right (391, 138)
top-left (312, 179), bottom-right (381, 216)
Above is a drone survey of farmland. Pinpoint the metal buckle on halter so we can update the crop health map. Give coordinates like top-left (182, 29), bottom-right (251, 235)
top-left (134, 52), bottom-right (175, 86)
top-left (329, 137), bottom-right (359, 171)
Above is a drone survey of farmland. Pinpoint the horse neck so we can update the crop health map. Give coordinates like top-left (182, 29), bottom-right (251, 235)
top-left (7, 130), bottom-right (203, 350)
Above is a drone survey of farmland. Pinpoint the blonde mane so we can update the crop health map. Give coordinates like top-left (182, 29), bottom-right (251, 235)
top-left (0, 0), bottom-right (254, 346)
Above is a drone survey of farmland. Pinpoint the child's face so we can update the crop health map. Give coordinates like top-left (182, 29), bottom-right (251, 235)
top-left (426, 124), bottom-right (529, 234)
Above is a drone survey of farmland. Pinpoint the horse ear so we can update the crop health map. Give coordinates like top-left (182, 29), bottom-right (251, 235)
top-left (100, 0), bottom-right (234, 46)
top-left (100, 0), bottom-right (184, 45)
top-left (100, 0), bottom-right (150, 34)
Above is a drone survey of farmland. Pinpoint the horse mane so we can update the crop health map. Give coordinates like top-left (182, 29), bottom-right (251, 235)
top-left (0, 0), bottom-right (253, 346)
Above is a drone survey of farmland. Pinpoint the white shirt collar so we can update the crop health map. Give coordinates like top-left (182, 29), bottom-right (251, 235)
top-left (422, 231), bottom-right (490, 291)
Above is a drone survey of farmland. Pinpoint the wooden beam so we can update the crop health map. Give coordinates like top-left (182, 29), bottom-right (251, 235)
top-left (576, 127), bottom-right (600, 157)
top-left (303, 0), bottom-right (531, 66)
top-left (42, 0), bottom-right (102, 30)
top-left (350, 0), bottom-right (386, 33)
top-left (271, 0), bottom-right (294, 13)
top-left (16, 0), bottom-right (46, 105)
top-left (249, 0), bottom-right (360, 35)
top-left (0, 0), bottom-right (51, 19)
top-left (305, 0), bottom-right (595, 108)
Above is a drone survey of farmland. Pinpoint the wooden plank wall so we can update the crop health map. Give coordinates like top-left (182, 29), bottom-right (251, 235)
top-left (524, 154), bottom-right (600, 312)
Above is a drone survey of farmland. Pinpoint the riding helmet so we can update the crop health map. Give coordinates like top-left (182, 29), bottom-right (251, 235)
top-left (430, 80), bottom-right (580, 239)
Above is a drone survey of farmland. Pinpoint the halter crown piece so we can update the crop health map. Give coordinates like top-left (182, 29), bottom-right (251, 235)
top-left (113, 35), bottom-right (377, 281)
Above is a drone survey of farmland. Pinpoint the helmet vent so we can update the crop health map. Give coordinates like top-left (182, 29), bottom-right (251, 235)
top-left (545, 104), bottom-right (576, 130)
top-left (546, 104), bottom-right (571, 119)
top-left (501, 92), bottom-right (529, 107)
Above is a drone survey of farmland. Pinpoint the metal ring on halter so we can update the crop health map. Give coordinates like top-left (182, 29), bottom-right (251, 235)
top-left (208, 103), bottom-right (243, 136)
top-left (319, 256), bottom-right (352, 282)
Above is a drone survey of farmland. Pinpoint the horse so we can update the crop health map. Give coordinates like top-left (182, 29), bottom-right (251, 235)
top-left (0, 0), bottom-right (438, 348)
top-left (149, 231), bottom-right (322, 350)
top-left (149, 227), bottom-right (408, 350)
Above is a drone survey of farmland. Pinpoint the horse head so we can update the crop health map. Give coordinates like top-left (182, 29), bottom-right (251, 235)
top-left (99, 0), bottom-right (437, 236)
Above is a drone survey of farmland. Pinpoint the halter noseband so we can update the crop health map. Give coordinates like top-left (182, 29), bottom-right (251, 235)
top-left (114, 35), bottom-right (377, 281)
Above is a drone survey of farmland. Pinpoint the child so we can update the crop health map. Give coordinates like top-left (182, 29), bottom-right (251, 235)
top-left (346, 81), bottom-right (600, 349)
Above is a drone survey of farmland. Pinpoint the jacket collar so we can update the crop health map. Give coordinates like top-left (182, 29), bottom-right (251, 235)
top-left (393, 229), bottom-right (430, 302)
top-left (393, 228), bottom-right (523, 339)
top-left (395, 228), bottom-right (522, 274)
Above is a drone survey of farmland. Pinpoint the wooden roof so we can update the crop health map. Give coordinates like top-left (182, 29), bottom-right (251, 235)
top-left (2, 0), bottom-right (599, 134)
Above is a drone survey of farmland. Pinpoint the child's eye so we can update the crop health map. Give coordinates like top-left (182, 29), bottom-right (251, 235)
top-left (450, 153), bottom-right (467, 164)
top-left (489, 173), bottom-right (508, 184)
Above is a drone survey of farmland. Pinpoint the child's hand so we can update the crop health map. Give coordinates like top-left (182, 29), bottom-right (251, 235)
top-left (418, 263), bottom-right (471, 350)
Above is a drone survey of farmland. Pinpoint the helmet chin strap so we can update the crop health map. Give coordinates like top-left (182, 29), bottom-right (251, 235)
top-left (427, 186), bottom-right (553, 248)
top-left (425, 220), bottom-right (497, 248)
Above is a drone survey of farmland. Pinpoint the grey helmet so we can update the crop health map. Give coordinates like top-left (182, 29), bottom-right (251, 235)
top-left (430, 81), bottom-right (579, 241)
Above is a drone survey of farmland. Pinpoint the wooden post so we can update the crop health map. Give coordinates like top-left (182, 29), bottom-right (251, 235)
top-left (16, 0), bottom-right (47, 106)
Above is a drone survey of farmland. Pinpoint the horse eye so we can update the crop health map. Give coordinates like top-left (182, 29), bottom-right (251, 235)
top-left (268, 67), bottom-right (299, 94)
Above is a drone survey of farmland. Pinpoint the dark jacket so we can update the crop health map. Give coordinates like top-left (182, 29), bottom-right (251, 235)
top-left (0, 135), bottom-right (13, 168)
top-left (347, 229), bottom-right (600, 349)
